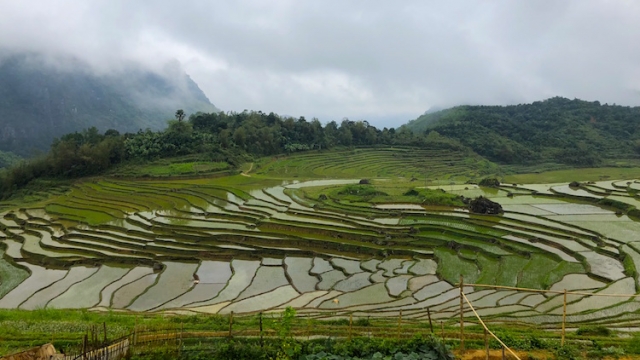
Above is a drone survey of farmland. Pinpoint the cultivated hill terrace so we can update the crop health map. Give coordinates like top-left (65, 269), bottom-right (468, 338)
top-left (3, 100), bottom-right (640, 357)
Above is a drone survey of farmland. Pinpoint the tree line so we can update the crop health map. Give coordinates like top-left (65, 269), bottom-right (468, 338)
top-left (405, 97), bottom-right (640, 165)
top-left (0, 110), bottom-right (465, 199)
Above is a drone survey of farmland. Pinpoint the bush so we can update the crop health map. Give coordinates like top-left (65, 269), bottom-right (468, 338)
top-left (554, 345), bottom-right (583, 360)
top-left (626, 332), bottom-right (640, 354)
top-left (403, 189), bottom-right (420, 196)
top-left (312, 335), bottom-right (454, 360)
top-left (354, 317), bottom-right (371, 327)
top-left (478, 178), bottom-right (500, 187)
top-left (575, 326), bottom-right (611, 337)
top-left (336, 185), bottom-right (387, 201)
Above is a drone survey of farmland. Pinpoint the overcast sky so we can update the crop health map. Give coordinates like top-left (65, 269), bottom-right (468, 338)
top-left (1, 0), bottom-right (640, 127)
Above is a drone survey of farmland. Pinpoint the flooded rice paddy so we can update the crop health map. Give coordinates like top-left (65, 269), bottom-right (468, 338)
top-left (2, 178), bottom-right (640, 324)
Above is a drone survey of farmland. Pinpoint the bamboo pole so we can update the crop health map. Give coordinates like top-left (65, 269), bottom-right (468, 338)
top-left (397, 310), bottom-right (402, 339)
top-left (459, 274), bottom-right (464, 351)
top-left (427, 308), bottom-right (433, 333)
top-left (562, 289), bottom-right (567, 347)
top-left (228, 311), bottom-right (234, 339)
top-left (441, 321), bottom-right (444, 342)
top-left (461, 292), bottom-right (521, 360)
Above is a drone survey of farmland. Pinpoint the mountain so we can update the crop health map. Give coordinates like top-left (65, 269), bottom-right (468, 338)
top-left (0, 53), bottom-right (219, 157)
top-left (404, 97), bottom-right (640, 166)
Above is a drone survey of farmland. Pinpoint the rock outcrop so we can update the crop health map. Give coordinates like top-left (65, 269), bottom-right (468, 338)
top-left (468, 196), bottom-right (503, 214)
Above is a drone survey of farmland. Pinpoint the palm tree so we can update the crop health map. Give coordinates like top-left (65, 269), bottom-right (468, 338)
top-left (175, 109), bottom-right (185, 122)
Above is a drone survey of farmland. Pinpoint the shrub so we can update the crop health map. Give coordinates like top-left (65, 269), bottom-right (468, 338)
top-left (478, 178), bottom-right (500, 187)
top-left (626, 332), bottom-right (640, 354)
top-left (575, 326), bottom-right (611, 337)
top-left (554, 345), bottom-right (583, 360)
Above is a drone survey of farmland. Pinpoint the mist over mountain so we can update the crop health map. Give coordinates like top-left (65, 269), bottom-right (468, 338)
top-left (0, 53), bottom-right (218, 157)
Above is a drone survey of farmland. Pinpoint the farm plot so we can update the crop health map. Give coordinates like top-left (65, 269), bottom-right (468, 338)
top-left (0, 175), bottom-right (638, 324)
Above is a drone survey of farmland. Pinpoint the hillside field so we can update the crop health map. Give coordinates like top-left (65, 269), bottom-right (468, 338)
top-left (3, 147), bottom-right (640, 357)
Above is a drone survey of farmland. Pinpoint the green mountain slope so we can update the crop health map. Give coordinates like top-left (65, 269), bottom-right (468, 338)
top-left (404, 97), bottom-right (640, 165)
top-left (0, 53), bottom-right (219, 157)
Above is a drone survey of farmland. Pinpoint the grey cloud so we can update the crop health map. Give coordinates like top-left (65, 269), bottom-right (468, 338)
top-left (1, 0), bottom-right (639, 127)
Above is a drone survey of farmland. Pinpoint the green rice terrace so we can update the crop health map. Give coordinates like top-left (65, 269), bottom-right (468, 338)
top-left (5, 148), bottom-right (640, 357)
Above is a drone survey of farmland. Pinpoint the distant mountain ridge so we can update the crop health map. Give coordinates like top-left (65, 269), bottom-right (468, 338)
top-left (0, 53), bottom-right (219, 157)
top-left (404, 97), bottom-right (640, 166)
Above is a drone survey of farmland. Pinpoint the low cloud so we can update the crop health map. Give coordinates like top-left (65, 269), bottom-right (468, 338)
top-left (2, 0), bottom-right (640, 126)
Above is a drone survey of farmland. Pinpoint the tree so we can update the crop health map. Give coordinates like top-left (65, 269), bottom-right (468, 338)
top-left (175, 109), bottom-right (185, 122)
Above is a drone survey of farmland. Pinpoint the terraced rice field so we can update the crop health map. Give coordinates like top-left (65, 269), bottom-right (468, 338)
top-left (2, 171), bottom-right (640, 327)
top-left (255, 147), bottom-right (495, 179)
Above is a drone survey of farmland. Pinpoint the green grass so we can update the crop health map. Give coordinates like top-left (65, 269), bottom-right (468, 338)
top-left (0, 250), bottom-right (29, 298)
top-left (303, 179), bottom-right (465, 207)
top-left (504, 167), bottom-right (640, 184)
top-left (495, 255), bottom-right (530, 287)
top-left (547, 261), bottom-right (586, 286)
top-left (255, 147), bottom-right (497, 180)
top-left (434, 247), bottom-right (480, 284)
top-left (0, 149), bottom-right (634, 349)
top-left (44, 204), bottom-right (115, 225)
top-left (476, 254), bottom-right (501, 284)
top-left (517, 254), bottom-right (574, 289)
top-left (109, 158), bottom-right (230, 178)
top-left (1, 306), bottom-right (637, 358)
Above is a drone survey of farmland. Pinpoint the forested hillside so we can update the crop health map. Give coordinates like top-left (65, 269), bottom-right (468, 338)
top-left (5, 97), bottom-right (640, 199)
top-left (0, 111), bottom-right (468, 198)
top-left (0, 53), bottom-right (218, 157)
top-left (404, 97), bottom-right (640, 165)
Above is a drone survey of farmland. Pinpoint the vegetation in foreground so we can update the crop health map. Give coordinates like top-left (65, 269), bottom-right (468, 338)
top-left (2, 308), bottom-right (640, 359)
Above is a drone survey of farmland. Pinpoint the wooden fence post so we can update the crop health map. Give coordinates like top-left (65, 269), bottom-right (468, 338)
top-left (228, 311), bottom-right (234, 339)
top-left (427, 307), bottom-right (433, 333)
top-left (459, 274), bottom-right (464, 352)
top-left (259, 312), bottom-right (264, 347)
top-left (397, 310), bottom-right (402, 339)
top-left (502, 346), bottom-right (505, 360)
top-left (484, 328), bottom-right (489, 360)
top-left (349, 313), bottom-right (353, 341)
top-left (134, 316), bottom-right (138, 346)
top-left (562, 289), bottom-right (567, 347)
top-left (82, 334), bottom-right (88, 360)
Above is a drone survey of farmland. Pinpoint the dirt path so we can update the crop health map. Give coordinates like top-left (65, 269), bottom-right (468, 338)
top-left (241, 163), bottom-right (253, 177)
